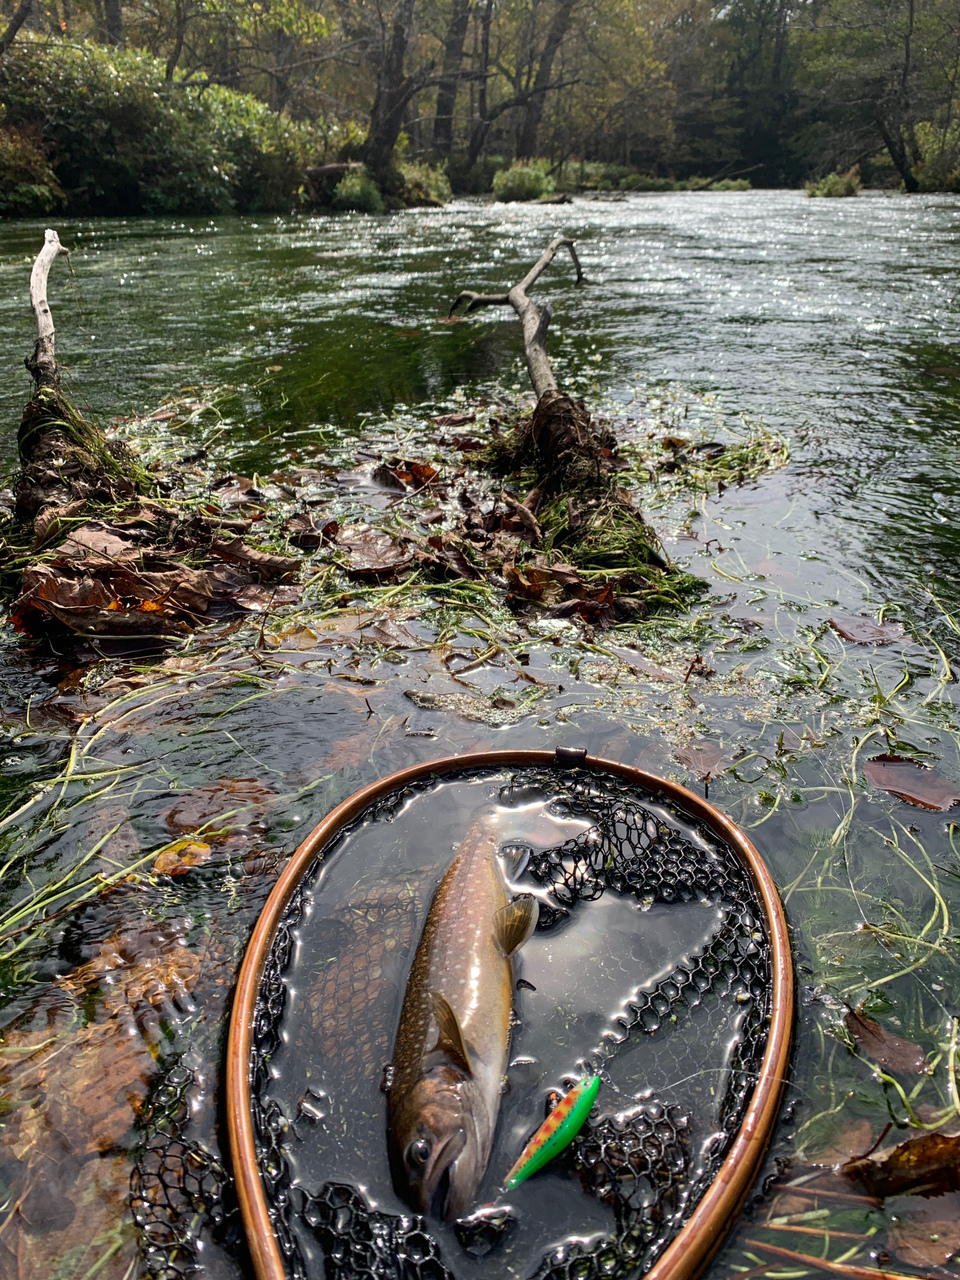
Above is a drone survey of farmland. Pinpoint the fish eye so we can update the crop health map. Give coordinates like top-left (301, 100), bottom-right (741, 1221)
top-left (407, 1138), bottom-right (432, 1167)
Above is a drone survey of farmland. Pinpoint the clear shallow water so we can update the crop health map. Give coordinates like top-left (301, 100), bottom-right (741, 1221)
top-left (1, 192), bottom-right (960, 1280)
top-left (3, 192), bottom-right (958, 594)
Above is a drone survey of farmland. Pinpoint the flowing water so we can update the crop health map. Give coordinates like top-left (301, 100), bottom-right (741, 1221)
top-left (1, 191), bottom-right (960, 1279)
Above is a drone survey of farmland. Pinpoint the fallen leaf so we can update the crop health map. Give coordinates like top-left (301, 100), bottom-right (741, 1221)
top-left (338, 527), bottom-right (412, 578)
top-left (415, 536), bottom-right (482, 580)
top-left (844, 1130), bottom-right (960, 1198)
top-left (371, 458), bottom-right (439, 492)
top-left (863, 755), bottom-right (960, 811)
top-left (364, 618), bottom-right (420, 648)
top-left (283, 512), bottom-right (338, 549)
top-left (163, 778), bottom-right (277, 836)
top-left (209, 537), bottom-right (299, 581)
top-left (234, 583), bottom-right (302, 611)
top-left (33, 498), bottom-right (87, 548)
top-left (153, 838), bottom-right (213, 875)
top-left (844, 1007), bottom-right (929, 1073)
top-left (889, 1189), bottom-right (960, 1269)
top-left (805, 1117), bottom-right (876, 1166)
top-left (59, 522), bottom-right (139, 563)
top-left (675, 740), bottom-right (732, 781)
top-left (828, 615), bottom-right (904, 644)
top-left (432, 411), bottom-right (477, 428)
top-left (264, 623), bottom-right (322, 649)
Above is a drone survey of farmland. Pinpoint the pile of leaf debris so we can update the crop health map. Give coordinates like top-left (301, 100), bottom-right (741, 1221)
top-left (290, 403), bottom-right (700, 629)
top-left (1, 490), bottom-right (299, 641)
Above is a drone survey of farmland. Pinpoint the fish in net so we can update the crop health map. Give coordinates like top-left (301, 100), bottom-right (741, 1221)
top-left (134, 765), bottom-right (776, 1280)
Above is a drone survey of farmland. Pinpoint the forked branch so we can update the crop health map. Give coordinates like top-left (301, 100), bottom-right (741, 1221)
top-left (449, 235), bottom-right (584, 397)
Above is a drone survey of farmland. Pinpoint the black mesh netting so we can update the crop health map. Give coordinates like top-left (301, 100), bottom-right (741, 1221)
top-left (133, 763), bottom-right (778, 1280)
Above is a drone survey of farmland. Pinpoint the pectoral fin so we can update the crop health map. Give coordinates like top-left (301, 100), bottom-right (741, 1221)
top-left (494, 893), bottom-right (539, 956)
top-left (430, 990), bottom-right (474, 1076)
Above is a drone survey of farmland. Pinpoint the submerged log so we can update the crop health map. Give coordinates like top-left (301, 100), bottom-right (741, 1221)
top-left (449, 236), bottom-right (620, 495)
top-left (4, 230), bottom-right (300, 645)
top-left (17, 229), bottom-right (147, 521)
top-left (445, 237), bottom-right (674, 616)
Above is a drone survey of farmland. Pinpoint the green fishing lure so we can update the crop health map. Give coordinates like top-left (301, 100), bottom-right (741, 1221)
top-left (503, 1074), bottom-right (600, 1190)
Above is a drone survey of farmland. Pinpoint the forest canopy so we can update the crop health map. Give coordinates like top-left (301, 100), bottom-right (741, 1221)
top-left (0, 0), bottom-right (958, 215)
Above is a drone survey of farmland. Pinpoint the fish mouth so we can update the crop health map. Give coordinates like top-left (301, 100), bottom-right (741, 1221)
top-left (430, 1165), bottom-right (452, 1220)
top-left (422, 1130), bottom-right (467, 1221)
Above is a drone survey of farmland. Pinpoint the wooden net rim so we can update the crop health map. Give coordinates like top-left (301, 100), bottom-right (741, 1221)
top-left (226, 748), bottom-right (793, 1280)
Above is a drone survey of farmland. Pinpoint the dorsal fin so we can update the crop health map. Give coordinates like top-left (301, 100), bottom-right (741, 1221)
top-left (494, 894), bottom-right (539, 956)
top-left (430, 990), bottom-right (473, 1076)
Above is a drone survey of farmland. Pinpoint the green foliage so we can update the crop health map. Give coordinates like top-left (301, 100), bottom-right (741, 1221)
top-left (619, 173), bottom-right (678, 191)
top-left (492, 160), bottom-right (555, 202)
top-left (913, 119), bottom-right (960, 191)
top-left (399, 160), bottom-right (452, 206)
top-left (0, 36), bottom-right (322, 216)
top-left (805, 165), bottom-right (862, 196)
top-left (331, 166), bottom-right (385, 213)
top-left (0, 124), bottom-right (65, 216)
top-left (448, 155), bottom-right (507, 194)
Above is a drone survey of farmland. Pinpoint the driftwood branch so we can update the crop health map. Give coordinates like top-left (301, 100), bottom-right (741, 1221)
top-left (449, 235), bottom-right (583, 397)
top-left (27, 229), bottom-right (68, 392)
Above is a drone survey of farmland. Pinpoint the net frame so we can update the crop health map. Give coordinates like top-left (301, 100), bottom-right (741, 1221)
top-left (227, 747), bottom-right (793, 1280)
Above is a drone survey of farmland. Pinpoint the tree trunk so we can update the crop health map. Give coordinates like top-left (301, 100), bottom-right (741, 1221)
top-left (515, 0), bottom-right (577, 160)
top-left (103, 0), bottom-right (122, 45)
top-left (433, 0), bottom-right (472, 153)
top-left (0, 0), bottom-right (34, 60)
top-left (466, 0), bottom-right (494, 168)
top-left (165, 0), bottom-right (186, 79)
top-left (363, 0), bottom-right (417, 190)
top-left (875, 114), bottom-right (919, 190)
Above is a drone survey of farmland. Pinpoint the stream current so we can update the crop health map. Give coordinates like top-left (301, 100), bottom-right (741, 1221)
top-left (0, 191), bottom-right (959, 1280)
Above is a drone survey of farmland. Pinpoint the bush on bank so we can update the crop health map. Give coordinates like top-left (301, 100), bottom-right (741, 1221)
top-left (492, 160), bottom-right (555, 202)
top-left (0, 121), bottom-right (65, 215)
top-left (0, 36), bottom-right (322, 216)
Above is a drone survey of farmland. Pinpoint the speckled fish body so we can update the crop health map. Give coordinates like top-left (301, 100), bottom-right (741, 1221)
top-left (503, 1075), bottom-right (601, 1190)
top-left (387, 813), bottom-right (538, 1221)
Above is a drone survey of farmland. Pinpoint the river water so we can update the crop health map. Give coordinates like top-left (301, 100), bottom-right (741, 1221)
top-left (1, 191), bottom-right (960, 1279)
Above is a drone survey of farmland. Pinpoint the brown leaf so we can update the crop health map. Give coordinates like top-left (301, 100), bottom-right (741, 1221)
top-left (163, 778), bottom-right (277, 836)
top-left (209, 537), bottom-right (299, 581)
top-left (371, 458), bottom-right (439, 492)
top-left (432, 411), bottom-right (476, 428)
top-left (415, 536), bottom-right (481, 580)
top-left (889, 1189), bottom-right (960, 1269)
top-left (283, 512), bottom-right (337, 549)
top-left (59, 522), bottom-right (139, 564)
top-left (844, 1130), bottom-right (960, 1198)
top-left (863, 755), bottom-right (960, 811)
top-left (844, 1008), bottom-right (929, 1073)
top-left (234, 583), bottom-right (302, 611)
top-left (32, 498), bottom-right (88, 548)
top-left (263, 623), bottom-right (322, 650)
top-left (363, 618), bottom-right (420, 648)
top-left (675, 739), bottom-right (732, 781)
top-left (338, 527), bottom-right (412, 578)
top-left (805, 1117), bottom-right (876, 1166)
top-left (153, 838), bottom-right (213, 875)
top-left (828, 615), bottom-right (904, 644)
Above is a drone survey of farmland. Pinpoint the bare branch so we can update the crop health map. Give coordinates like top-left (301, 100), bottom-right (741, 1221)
top-left (449, 236), bottom-right (584, 397)
top-left (27, 229), bottom-right (69, 392)
top-left (448, 290), bottom-right (510, 314)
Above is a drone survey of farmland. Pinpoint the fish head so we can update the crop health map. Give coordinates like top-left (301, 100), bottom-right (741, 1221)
top-left (389, 1065), bottom-right (486, 1222)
